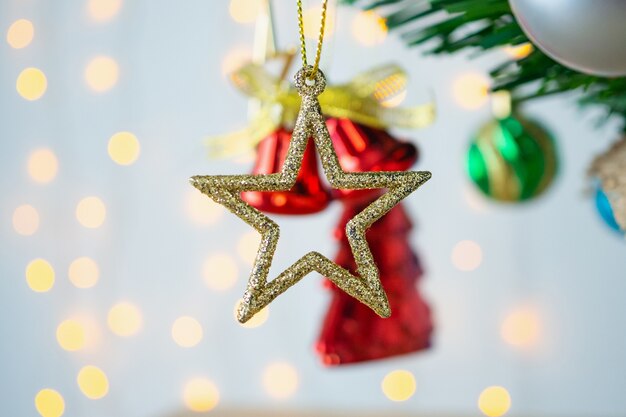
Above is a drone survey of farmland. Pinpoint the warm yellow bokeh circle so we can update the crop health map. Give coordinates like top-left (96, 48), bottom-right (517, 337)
top-left (172, 316), bottom-right (204, 348)
top-left (381, 370), bottom-right (417, 402)
top-left (183, 378), bottom-right (220, 412)
top-left (56, 320), bottom-right (86, 351)
top-left (478, 386), bottom-right (512, 417)
top-left (35, 389), bottom-right (65, 417)
top-left (76, 196), bottom-right (106, 229)
top-left (77, 366), bottom-right (109, 399)
top-left (26, 259), bottom-right (55, 292)
top-left (13, 204), bottom-right (40, 236)
top-left (7, 19), bottom-right (34, 49)
top-left (107, 302), bottom-right (142, 336)
top-left (108, 131), bottom-right (140, 165)
top-left (85, 56), bottom-right (119, 92)
top-left (68, 257), bottom-right (100, 288)
top-left (17, 67), bottom-right (47, 100)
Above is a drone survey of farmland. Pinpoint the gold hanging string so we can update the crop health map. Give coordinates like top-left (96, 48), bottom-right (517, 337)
top-left (297, 0), bottom-right (328, 79)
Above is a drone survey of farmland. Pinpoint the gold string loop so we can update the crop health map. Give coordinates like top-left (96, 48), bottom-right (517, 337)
top-left (297, 0), bottom-right (328, 79)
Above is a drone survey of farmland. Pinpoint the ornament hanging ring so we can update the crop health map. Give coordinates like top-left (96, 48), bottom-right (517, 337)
top-left (294, 65), bottom-right (326, 97)
top-left (297, 0), bottom-right (329, 80)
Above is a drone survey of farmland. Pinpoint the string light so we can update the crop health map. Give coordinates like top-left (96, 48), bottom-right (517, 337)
top-left (501, 307), bottom-right (541, 348)
top-left (68, 257), bottom-right (99, 289)
top-left (107, 302), bottom-right (142, 337)
top-left (262, 362), bottom-right (299, 400)
top-left (7, 19), bottom-right (34, 49)
top-left (228, 0), bottom-right (263, 24)
top-left (26, 259), bottom-right (55, 293)
top-left (478, 386), bottom-right (512, 417)
top-left (34, 389), bottom-right (65, 417)
top-left (171, 316), bottom-right (203, 348)
top-left (351, 11), bottom-right (387, 46)
top-left (56, 319), bottom-right (86, 351)
top-left (183, 378), bottom-right (220, 412)
top-left (76, 196), bottom-right (106, 229)
top-left (381, 370), bottom-right (416, 402)
top-left (453, 73), bottom-right (490, 110)
top-left (87, 0), bottom-right (122, 22)
top-left (108, 132), bottom-right (140, 165)
top-left (28, 148), bottom-right (58, 184)
top-left (451, 240), bottom-right (483, 271)
top-left (12, 204), bottom-right (40, 236)
top-left (85, 56), bottom-right (119, 92)
top-left (203, 253), bottom-right (238, 291)
top-left (234, 299), bottom-right (268, 329)
top-left (16, 67), bottom-right (47, 100)
top-left (77, 366), bottom-right (109, 399)
top-left (185, 188), bottom-right (224, 226)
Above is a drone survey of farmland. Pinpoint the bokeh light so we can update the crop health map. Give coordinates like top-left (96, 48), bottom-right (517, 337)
top-left (87, 0), bottom-right (122, 22)
top-left (351, 11), bottom-right (387, 46)
top-left (381, 90), bottom-right (408, 108)
top-left (107, 302), bottom-right (142, 337)
top-left (28, 148), bottom-right (58, 184)
top-left (237, 231), bottom-right (261, 265)
top-left (381, 370), bottom-right (416, 402)
top-left (262, 362), bottom-right (299, 400)
top-left (229, 0), bottom-right (263, 24)
top-left (221, 47), bottom-right (252, 77)
top-left (501, 308), bottom-right (541, 348)
top-left (7, 19), bottom-right (34, 49)
top-left (68, 257), bottom-right (99, 289)
top-left (76, 196), bottom-right (106, 229)
top-left (108, 131), bottom-right (140, 165)
top-left (35, 389), bottom-right (65, 417)
top-left (504, 43), bottom-right (533, 60)
top-left (451, 240), bottom-right (483, 271)
top-left (172, 316), bottom-right (203, 348)
top-left (234, 299), bottom-right (269, 329)
top-left (56, 319), bottom-right (86, 351)
top-left (185, 188), bottom-right (224, 226)
top-left (183, 378), bottom-right (220, 412)
top-left (85, 56), bottom-right (119, 92)
top-left (16, 67), bottom-right (47, 100)
top-left (77, 366), bottom-right (109, 399)
top-left (453, 73), bottom-right (490, 110)
top-left (26, 259), bottom-right (55, 293)
top-left (478, 386), bottom-right (512, 417)
top-left (303, 5), bottom-right (335, 39)
top-left (12, 204), bottom-right (40, 236)
top-left (203, 253), bottom-right (238, 291)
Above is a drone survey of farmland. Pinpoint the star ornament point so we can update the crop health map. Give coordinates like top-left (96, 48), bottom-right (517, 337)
top-left (191, 67), bottom-right (431, 323)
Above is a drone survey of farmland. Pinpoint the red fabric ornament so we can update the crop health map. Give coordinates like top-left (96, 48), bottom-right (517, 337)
top-left (241, 128), bottom-right (332, 214)
top-left (326, 118), bottom-right (419, 202)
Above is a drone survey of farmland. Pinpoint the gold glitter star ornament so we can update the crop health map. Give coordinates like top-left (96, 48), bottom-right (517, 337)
top-left (191, 67), bottom-right (431, 323)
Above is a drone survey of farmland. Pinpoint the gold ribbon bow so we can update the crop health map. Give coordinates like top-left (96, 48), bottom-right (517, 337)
top-left (207, 62), bottom-right (436, 158)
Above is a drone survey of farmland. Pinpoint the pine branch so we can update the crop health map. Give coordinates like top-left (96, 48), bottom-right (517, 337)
top-left (344, 0), bottom-right (626, 131)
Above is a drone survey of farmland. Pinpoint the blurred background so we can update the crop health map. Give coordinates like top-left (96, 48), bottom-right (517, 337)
top-left (2, 1), bottom-right (626, 417)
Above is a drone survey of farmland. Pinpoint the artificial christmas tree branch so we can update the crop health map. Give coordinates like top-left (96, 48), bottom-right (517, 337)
top-left (344, 0), bottom-right (626, 130)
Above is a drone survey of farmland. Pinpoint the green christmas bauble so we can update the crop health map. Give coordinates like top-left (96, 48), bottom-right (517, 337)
top-left (467, 115), bottom-right (558, 202)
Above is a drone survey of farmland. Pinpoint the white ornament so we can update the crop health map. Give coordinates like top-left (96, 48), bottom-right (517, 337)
top-left (509, 0), bottom-right (626, 77)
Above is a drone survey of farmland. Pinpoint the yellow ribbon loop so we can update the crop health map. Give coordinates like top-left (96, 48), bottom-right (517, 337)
top-left (207, 62), bottom-right (436, 158)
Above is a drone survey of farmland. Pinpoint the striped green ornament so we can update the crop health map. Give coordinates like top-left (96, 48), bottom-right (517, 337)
top-left (467, 115), bottom-right (558, 202)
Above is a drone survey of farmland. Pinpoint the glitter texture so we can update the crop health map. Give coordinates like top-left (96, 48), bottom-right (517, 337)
top-left (191, 67), bottom-right (431, 323)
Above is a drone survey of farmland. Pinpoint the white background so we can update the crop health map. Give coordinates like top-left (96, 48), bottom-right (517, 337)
top-left (1, 1), bottom-right (625, 416)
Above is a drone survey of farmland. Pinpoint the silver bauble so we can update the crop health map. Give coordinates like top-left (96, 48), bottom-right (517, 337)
top-left (509, 0), bottom-right (626, 77)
